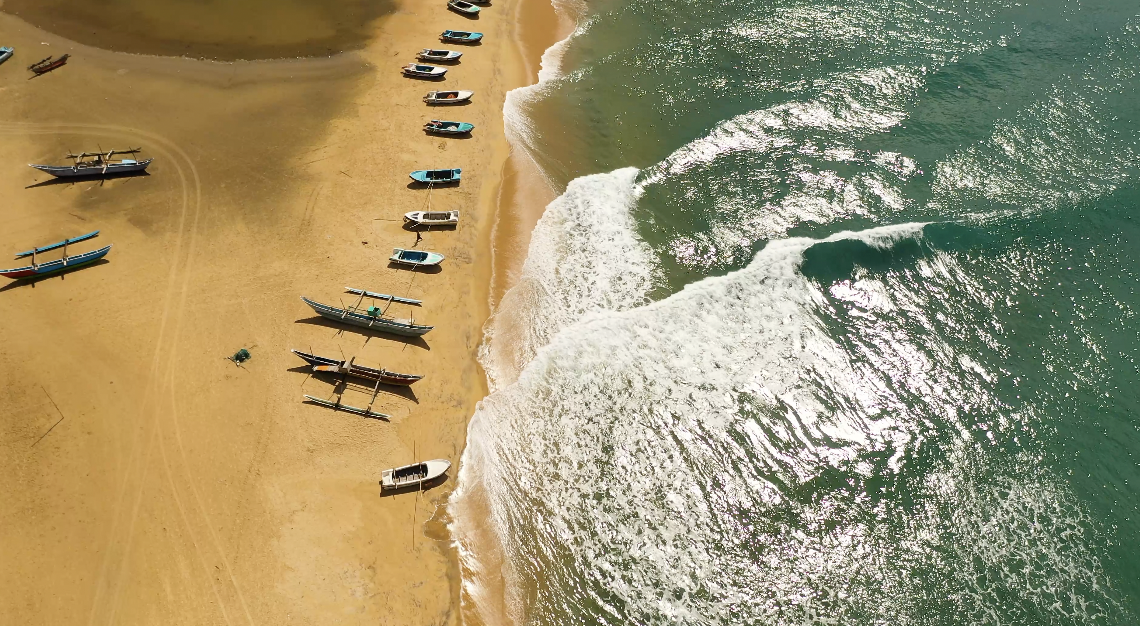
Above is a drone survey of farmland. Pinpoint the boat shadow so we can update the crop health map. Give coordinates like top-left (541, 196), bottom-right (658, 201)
top-left (0, 259), bottom-right (111, 292)
top-left (403, 73), bottom-right (448, 82)
top-left (442, 40), bottom-right (483, 46)
top-left (388, 262), bottom-right (443, 274)
top-left (423, 131), bottom-right (474, 139)
top-left (425, 100), bottom-right (474, 107)
top-left (402, 222), bottom-right (458, 233)
top-left (448, 10), bottom-right (480, 19)
top-left (25, 170), bottom-right (151, 189)
top-left (407, 180), bottom-right (460, 189)
top-left (294, 317), bottom-right (432, 351)
top-left (378, 474), bottom-right (450, 497)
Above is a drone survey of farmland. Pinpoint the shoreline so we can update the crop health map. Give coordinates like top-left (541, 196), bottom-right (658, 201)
top-left (0, 0), bottom-right (541, 623)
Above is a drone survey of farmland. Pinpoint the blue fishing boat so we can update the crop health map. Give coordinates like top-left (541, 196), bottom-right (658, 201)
top-left (440, 30), bottom-right (483, 43)
top-left (0, 47), bottom-right (13, 66)
top-left (424, 120), bottom-right (475, 135)
top-left (410, 168), bottom-right (461, 184)
top-left (1, 231), bottom-right (111, 279)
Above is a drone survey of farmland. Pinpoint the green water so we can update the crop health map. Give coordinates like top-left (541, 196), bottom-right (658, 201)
top-left (459, 0), bottom-right (1140, 624)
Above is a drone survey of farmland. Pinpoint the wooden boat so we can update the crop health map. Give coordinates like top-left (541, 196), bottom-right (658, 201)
top-left (381, 459), bottom-right (451, 491)
top-left (1, 231), bottom-right (111, 279)
top-left (303, 394), bottom-right (390, 420)
top-left (423, 90), bottom-right (474, 105)
top-left (403, 63), bottom-right (447, 78)
top-left (410, 168), bottom-right (461, 184)
top-left (404, 210), bottom-right (460, 226)
top-left (418, 49), bottom-right (462, 62)
top-left (300, 290), bottom-right (433, 337)
top-left (28, 54), bottom-right (68, 76)
top-left (424, 120), bottom-right (474, 135)
top-left (0, 47), bottom-right (13, 66)
top-left (440, 30), bottom-right (483, 43)
top-left (292, 349), bottom-right (424, 385)
top-left (391, 248), bottom-right (445, 267)
top-left (448, 0), bottom-right (480, 14)
top-left (30, 148), bottom-right (151, 178)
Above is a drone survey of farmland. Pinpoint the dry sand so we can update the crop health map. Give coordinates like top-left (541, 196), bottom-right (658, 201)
top-left (0, 0), bottom-right (543, 622)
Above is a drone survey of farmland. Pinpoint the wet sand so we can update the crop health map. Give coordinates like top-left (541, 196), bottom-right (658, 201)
top-left (0, 1), bottom-right (526, 624)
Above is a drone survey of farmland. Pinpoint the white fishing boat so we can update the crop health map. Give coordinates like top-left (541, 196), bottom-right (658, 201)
top-left (423, 90), bottom-right (473, 105)
top-left (448, 0), bottom-right (480, 14)
top-left (417, 48), bottom-right (462, 62)
top-left (404, 210), bottom-right (460, 226)
top-left (390, 248), bottom-right (445, 266)
top-left (403, 63), bottom-right (447, 78)
top-left (381, 459), bottom-right (451, 491)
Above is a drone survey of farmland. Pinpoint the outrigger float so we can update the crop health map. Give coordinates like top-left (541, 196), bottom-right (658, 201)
top-left (300, 287), bottom-right (433, 337)
top-left (30, 148), bottom-right (152, 178)
top-left (303, 394), bottom-right (390, 420)
top-left (0, 230), bottom-right (111, 279)
top-left (27, 54), bottom-right (68, 77)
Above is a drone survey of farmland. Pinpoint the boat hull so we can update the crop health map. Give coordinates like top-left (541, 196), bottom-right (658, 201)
top-left (424, 121), bottom-right (474, 135)
top-left (391, 248), bottom-right (445, 266)
top-left (403, 211), bottom-right (460, 226)
top-left (30, 159), bottom-right (152, 178)
top-left (291, 350), bottom-right (423, 385)
top-left (418, 50), bottom-right (462, 62)
top-left (440, 31), bottom-right (483, 43)
top-left (0, 48), bottom-right (12, 65)
top-left (301, 296), bottom-right (433, 337)
top-left (0, 245), bottom-right (112, 279)
top-left (448, 2), bottom-right (480, 13)
top-left (381, 459), bottom-right (451, 490)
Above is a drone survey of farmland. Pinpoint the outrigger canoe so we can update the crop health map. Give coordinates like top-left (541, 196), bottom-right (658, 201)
top-left (300, 293), bottom-right (433, 337)
top-left (410, 168), bottom-right (461, 184)
top-left (30, 148), bottom-right (151, 178)
top-left (440, 30), bottom-right (483, 43)
top-left (424, 120), bottom-right (474, 135)
top-left (448, 0), bottom-right (480, 14)
top-left (1, 231), bottom-right (111, 279)
top-left (423, 90), bottom-right (473, 105)
top-left (404, 210), bottom-right (460, 226)
top-left (381, 459), bottom-right (452, 491)
top-left (292, 349), bottom-right (424, 385)
top-left (418, 49), bottom-right (462, 62)
top-left (403, 63), bottom-right (447, 78)
top-left (390, 248), bottom-right (445, 267)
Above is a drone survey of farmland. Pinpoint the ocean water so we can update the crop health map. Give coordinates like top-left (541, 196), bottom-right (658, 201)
top-left (453, 1), bottom-right (1140, 625)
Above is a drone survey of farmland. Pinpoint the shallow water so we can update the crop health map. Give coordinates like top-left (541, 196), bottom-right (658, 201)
top-left (455, 0), bottom-right (1140, 624)
top-left (2, 0), bottom-right (392, 59)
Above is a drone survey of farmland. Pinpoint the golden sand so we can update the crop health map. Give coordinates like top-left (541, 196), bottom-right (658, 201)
top-left (0, 0), bottom-right (546, 621)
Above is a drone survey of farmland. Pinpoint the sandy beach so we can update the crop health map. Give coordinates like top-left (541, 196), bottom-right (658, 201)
top-left (0, 0), bottom-right (549, 622)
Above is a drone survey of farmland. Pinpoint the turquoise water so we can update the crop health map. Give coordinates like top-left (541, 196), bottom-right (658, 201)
top-left (454, 1), bottom-right (1140, 624)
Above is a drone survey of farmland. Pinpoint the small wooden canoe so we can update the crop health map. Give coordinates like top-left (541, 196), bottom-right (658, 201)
top-left (28, 54), bottom-right (68, 76)
top-left (423, 90), bottom-right (473, 105)
top-left (410, 168), bottom-right (461, 184)
top-left (292, 349), bottom-right (423, 385)
top-left (0, 47), bottom-right (13, 65)
top-left (404, 211), bottom-right (460, 226)
top-left (424, 120), bottom-right (475, 135)
top-left (448, 0), bottom-right (480, 14)
top-left (418, 49), bottom-right (462, 62)
top-left (381, 459), bottom-right (451, 491)
top-left (403, 63), bottom-right (447, 78)
top-left (440, 30), bottom-right (483, 43)
top-left (391, 248), bottom-right (445, 266)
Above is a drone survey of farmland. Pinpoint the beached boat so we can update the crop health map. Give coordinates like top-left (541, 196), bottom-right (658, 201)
top-left (424, 120), bottom-right (474, 135)
top-left (1, 231), bottom-right (111, 279)
top-left (381, 459), bottom-right (452, 491)
top-left (440, 30), bottom-right (483, 43)
top-left (300, 292), bottom-right (433, 336)
top-left (28, 54), bottom-right (68, 76)
top-left (30, 148), bottom-right (151, 178)
top-left (448, 0), bottom-right (480, 14)
top-left (0, 47), bottom-right (13, 66)
top-left (423, 90), bottom-right (474, 105)
top-left (404, 210), bottom-right (460, 226)
top-left (403, 63), bottom-right (447, 78)
top-left (303, 394), bottom-right (390, 419)
top-left (418, 49), bottom-right (462, 62)
top-left (292, 349), bottom-right (424, 385)
top-left (390, 248), bottom-right (445, 267)
top-left (410, 168), bottom-right (461, 184)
